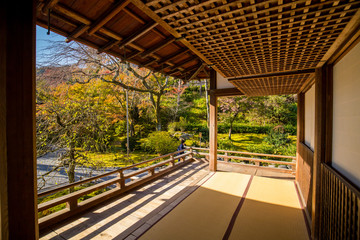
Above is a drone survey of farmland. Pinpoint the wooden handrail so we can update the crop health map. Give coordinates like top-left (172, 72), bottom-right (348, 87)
top-left (120, 149), bottom-right (186, 171)
top-left (38, 149), bottom-right (192, 230)
top-left (38, 169), bottom-right (120, 198)
top-left (190, 147), bottom-right (296, 159)
top-left (197, 152), bottom-right (295, 166)
top-left (38, 149), bottom-right (187, 198)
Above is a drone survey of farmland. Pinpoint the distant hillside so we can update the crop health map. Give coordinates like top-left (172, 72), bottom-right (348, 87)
top-left (36, 65), bottom-right (73, 87)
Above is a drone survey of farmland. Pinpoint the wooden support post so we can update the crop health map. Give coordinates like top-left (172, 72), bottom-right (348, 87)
top-left (296, 92), bottom-right (305, 181)
top-left (209, 69), bottom-right (217, 172)
top-left (118, 170), bottom-right (125, 189)
top-left (66, 199), bottom-right (78, 211)
top-left (170, 154), bottom-right (175, 166)
top-left (224, 152), bottom-right (229, 162)
top-left (312, 65), bottom-right (333, 239)
top-left (291, 159), bottom-right (297, 173)
top-left (189, 147), bottom-right (194, 159)
top-left (0, 1), bottom-right (38, 238)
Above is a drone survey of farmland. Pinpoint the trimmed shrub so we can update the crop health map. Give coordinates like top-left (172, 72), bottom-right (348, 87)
top-left (142, 131), bottom-right (179, 155)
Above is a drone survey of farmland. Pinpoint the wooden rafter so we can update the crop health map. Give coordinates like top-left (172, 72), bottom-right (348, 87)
top-left (36, 0), bottom-right (360, 83)
top-left (38, 0), bottom-right (59, 14)
top-left (88, 0), bottom-right (131, 36)
top-left (189, 63), bottom-right (205, 80)
top-left (169, 57), bottom-right (197, 70)
top-left (157, 49), bottom-right (190, 65)
top-left (140, 36), bottom-right (175, 58)
top-left (98, 22), bottom-right (158, 53)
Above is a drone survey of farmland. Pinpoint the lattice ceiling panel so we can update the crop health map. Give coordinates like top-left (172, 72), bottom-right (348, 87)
top-left (230, 73), bottom-right (313, 96)
top-left (146, 0), bottom-right (360, 78)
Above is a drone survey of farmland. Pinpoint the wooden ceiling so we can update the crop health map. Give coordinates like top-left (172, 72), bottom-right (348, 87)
top-left (36, 0), bottom-right (360, 96)
top-left (36, 0), bottom-right (210, 80)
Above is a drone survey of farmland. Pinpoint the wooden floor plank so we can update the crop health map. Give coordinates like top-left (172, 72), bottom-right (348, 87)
top-left (40, 161), bottom-right (210, 240)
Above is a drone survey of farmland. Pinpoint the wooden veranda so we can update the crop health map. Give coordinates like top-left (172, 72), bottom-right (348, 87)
top-left (1, 0), bottom-right (360, 239)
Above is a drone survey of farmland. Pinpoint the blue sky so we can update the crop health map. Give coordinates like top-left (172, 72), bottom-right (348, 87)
top-left (36, 26), bottom-right (66, 64)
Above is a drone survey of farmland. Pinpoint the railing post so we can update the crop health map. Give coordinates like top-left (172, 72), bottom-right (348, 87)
top-left (291, 159), bottom-right (296, 173)
top-left (225, 152), bottom-right (229, 162)
top-left (118, 169), bottom-right (125, 189)
top-left (66, 198), bottom-right (78, 211)
top-left (148, 168), bottom-right (155, 176)
top-left (170, 154), bottom-right (175, 166)
top-left (190, 147), bottom-right (194, 159)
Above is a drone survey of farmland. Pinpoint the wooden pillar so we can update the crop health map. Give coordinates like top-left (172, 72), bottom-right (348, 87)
top-left (0, 1), bottom-right (38, 239)
top-left (209, 70), bottom-right (217, 172)
top-left (296, 93), bottom-right (305, 181)
top-left (312, 65), bottom-right (333, 239)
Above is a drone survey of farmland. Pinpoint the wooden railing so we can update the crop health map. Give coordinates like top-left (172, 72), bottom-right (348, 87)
top-left (38, 148), bottom-right (194, 230)
top-left (38, 147), bottom-right (296, 229)
top-left (320, 163), bottom-right (360, 239)
top-left (191, 147), bottom-right (296, 174)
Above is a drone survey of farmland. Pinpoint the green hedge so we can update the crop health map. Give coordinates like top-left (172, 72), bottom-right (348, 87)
top-left (175, 122), bottom-right (296, 135)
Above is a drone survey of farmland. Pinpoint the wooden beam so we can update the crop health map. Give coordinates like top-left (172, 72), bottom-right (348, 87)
top-left (98, 22), bottom-right (158, 53)
top-left (329, 29), bottom-right (360, 65)
top-left (318, 8), bottom-right (360, 67)
top-left (211, 88), bottom-right (243, 97)
top-left (189, 64), bottom-right (205, 80)
top-left (299, 74), bottom-right (315, 93)
top-left (54, 3), bottom-right (91, 25)
top-left (88, 0), bottom-right (131, 36)
top-left (65, 24), bottom-right (90, 42)
top-left (156, 49), bottom-right (190, 66)
top-left (1, 0), bottom-right (38, 238)
top-left (140, 37), bottom-right (175, 58)
top-left (209, 69), bottom-right (218, 172)
top-left (40, 0), bottom-right (60, 14)
top-left (169, 57), bottom-right (197, 71)
top-left (228, 69), bottom-right (316, 82)
top-left (210, 69), bottom-right (217, 89)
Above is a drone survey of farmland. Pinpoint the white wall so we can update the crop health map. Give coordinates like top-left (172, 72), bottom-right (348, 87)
top-left (305, 85), bottom-right (315, 151)
top-left (333, 41), bottom-right (360, 187)
top-left (216, 72), bottom-right (234, 89)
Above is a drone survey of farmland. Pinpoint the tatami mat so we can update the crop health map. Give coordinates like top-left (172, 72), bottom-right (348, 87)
top-left (228, 176), bottom-right (310, 240)
top-left (139, 172), bottom-right (309, 240)
top-left (139, 172), bottom-right (251, 240)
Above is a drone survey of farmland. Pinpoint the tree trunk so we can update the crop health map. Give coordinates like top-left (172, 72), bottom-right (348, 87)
top-left (199, 80), bottom-right (202, 96)
top-left (228, 126), bottom-right (232, 140)
top-left (155, 95), bottom-right (162, 131)
top-left (68, 145), bottom-right (76, 192)
top-left (175, 79), bottom-right (181, 121)
top-left (126, 89), bottom-right (130, 157)
top-left (205, 79), bottom-right (210, 128)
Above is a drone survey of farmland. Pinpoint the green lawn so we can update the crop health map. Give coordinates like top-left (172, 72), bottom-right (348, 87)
top-left (82, 151), bottom-right (158, 168)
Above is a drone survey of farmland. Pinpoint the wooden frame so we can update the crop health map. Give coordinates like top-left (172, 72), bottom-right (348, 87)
top-left (209, 69), bottom-right (217, 172)
top-left (0, 1), bottom-right (38, 238)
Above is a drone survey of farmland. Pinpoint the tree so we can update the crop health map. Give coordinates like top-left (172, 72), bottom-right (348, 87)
top-left (246, 95), bottom-right (297, 126)
top-left (36, 80), bottom-right (119, 190)
top-left (41, 41), bottom-right (173, 131)
top-left (219, 96), bottom-right (255, 140)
